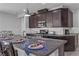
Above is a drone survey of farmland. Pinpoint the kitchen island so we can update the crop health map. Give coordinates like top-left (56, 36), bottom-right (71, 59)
top-left (13, 38), bottom-right (66, 56)
top-left (27, 33), bottom-right (78, 51)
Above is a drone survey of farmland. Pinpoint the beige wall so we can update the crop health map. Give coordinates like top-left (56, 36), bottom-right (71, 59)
top-left (0, 12), bottom-right (21, 34)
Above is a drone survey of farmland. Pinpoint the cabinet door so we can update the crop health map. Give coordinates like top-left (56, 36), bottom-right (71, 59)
top-left (46, 12), bottom-right (53, 27)
top-left (37, 13), bottom-right (46, 22)
top-left (29, 15), bottom-right (38, 28)
top-left (29, 16), bottom-right (34, 28)
top-left (52, 9), bottom-right (61, 27)
top-left (68, 10), bottom-right (73, 27)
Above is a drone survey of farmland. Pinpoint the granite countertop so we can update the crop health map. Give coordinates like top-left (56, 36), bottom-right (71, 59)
top-left (27, 33), bottom-right (77, 37)
top-left (13, 38), bottom-right (67, 56)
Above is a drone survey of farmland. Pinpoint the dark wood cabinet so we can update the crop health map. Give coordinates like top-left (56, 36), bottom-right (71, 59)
top-left (51, 8), bottom-right (73, 27)
top-left (29, 15), bottom-right (38, 28)
top-left (68, 10), bottom-right (73, 27)
top-left (61, 8), bottom-right (73, 27)
top-left (29, 8), bottom-right (73, 28)
top-left (46, 12), bottom-right (53, 27)
top-left (51, 9), bottom-right (61, 27)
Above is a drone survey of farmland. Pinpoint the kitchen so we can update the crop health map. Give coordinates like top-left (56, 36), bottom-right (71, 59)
top-left (0, 3), bottom-right (79, 56)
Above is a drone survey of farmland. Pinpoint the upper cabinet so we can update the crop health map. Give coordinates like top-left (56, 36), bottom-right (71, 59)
top-left (29, 15), bottom-right (38, 28)
top-left (60, 8), bottom-right (73, 27)
top-left (51, 9), bottom-right (62, 27)
top-left (29, 8), bottom-right (73, 28)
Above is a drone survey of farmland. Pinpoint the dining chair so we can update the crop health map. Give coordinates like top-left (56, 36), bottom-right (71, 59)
top-left (0, 42), bottom-right (3, 55)
top-left (8, 42), bottom-right (18, 56)
top-left (0, 42), bottom-right (18, 56)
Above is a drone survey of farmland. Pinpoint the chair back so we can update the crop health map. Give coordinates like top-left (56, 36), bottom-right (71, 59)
top-left (0, 41), bottom-right (18, 56)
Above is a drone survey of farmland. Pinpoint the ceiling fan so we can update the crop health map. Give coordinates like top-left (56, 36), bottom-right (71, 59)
top-left (18, 8), bottom-right (31, 18)
top-left (23, 8), bottom-right (31, 16)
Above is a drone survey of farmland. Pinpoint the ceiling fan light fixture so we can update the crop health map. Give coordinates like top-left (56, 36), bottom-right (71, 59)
top-left (23, 8), bottom-right (30, 16)
top-left (24, 14), bottom-right (30, 16)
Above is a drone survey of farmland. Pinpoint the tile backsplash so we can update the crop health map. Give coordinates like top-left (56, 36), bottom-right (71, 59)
top-left (25, 28), bottom-right (64, 35)
top-left (69, 27), bottom-right (79, 33)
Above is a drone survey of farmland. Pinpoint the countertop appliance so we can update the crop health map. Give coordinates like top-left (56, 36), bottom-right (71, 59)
top-left (64, 29), bottom-right (70, 35)
top-left (40, 30), bottom-right (48, 34)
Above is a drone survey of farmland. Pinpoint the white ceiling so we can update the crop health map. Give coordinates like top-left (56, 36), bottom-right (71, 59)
top-left (0, 3), bottom-right (79, 16)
